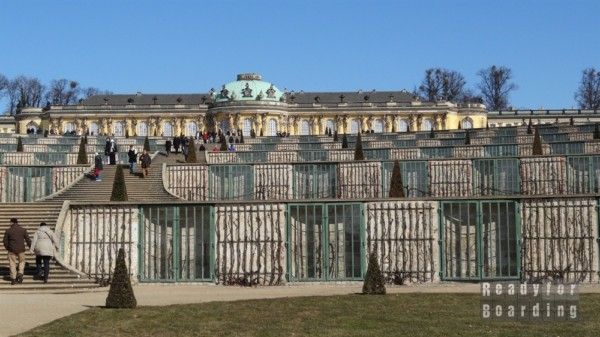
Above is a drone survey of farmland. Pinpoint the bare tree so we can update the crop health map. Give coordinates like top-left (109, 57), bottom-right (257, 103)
top-left (418, 68), bottom-right (466, 102)
top-left (575, 68), bottom-right (600, 110)
top-left (82, 87), bottom-right (113, 99)
top-left (0, 73), bottom-right (8, 94)
top-left (4, 76), bottom-right (45, 114)
top-left (477, 65), bottom-right (517, 110)
top-left (45, 79), bottom-right (80, 105)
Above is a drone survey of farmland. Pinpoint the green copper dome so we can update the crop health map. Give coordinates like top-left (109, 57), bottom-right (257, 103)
top-left (214, 73), bottom-right (284, 103)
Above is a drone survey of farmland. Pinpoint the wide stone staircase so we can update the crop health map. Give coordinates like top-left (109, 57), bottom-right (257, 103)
top-left (0, 151), bottom-right (183, 290)
top-left (0, 203), bottom-right (99, 291)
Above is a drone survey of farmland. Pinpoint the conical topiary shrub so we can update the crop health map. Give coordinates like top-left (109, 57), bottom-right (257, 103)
top-left (486, 122), bottom-right (489, 131)
top-left (594, 124), bottom-right (600, 140)
top-left (465, 129), bottom-right (471, 145)
top-left (143, 136), bottom-right (150, 152)
top-left (429, 127), bottom-right (435, 139)
top-left (110, 165), bottom-right (128, 201)
top-left (187, 138), bottom-right (197, 163)
top-left (362, 251), bottom-right (386, 295)
top-left (219, 136), bottom-right (228, 151)
top-left (532, 127), bottom-right (543, 156)
top-left (527, 119), bottom-right (532, 135)
top-left (389, 160), bottom-right (405, 198)
top-left (16, 136), bottom-right (23, 152)
top-left (341, 134), bottom-right (348, 148)
top-left (84, 134), bottom-right (88, 145)
top-left (570, 117), bottom-right (574, 126)
top-left (333, 131), bottom-right (338, 142)
top-left (240, 132), bottom-right (245, 144)
top-left (77, 138), bottom-right (88, 165)
top-left (105, 248), bottom-right (137, 309)
top-left (354, 132), bottom-right (364, 160)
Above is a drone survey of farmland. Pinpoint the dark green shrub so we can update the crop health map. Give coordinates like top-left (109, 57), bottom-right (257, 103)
top-left (16, 136), bottom-right (23, 152)
top-left (389, 160), bottom-right (405, 198)
top-left (77, 138), bottom-right (88, 165)
top-left (465, 129), bottom-right (471, 145)
top-left (187, 138), bottom-right (197, 163)
top-left (354, 132), bottom-right (364, 160)
top-left (429, 127), bottom-right (435, 139)
top-left (341, 134), bottom-right (348, 149)
top-left (570, 117), bottom-right (574, 126)
top-left (362, 251), bottom-right (386, 295)
top-left (240, 132), bottom-right (245, 144)
top-left (219, 137), bottom-right (228, 151)
top-left (333, 131), bottom-right (338, 142)
top-left (532, 127), bottom-right (543, 155)
top-left (143, 136), bottom-right (150, 151)
top-left (486, 122), bottom-right (489, 131)
top-left (527, 119), bottom-right (532, 134)
top-left (110, 165), bottom-right (128, 201)
top-left (105, 248), bottom-right (137, 309)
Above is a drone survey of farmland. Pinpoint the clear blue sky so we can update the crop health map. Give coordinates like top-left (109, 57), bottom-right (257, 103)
top-left (1, 0), bottom-right (599, 109)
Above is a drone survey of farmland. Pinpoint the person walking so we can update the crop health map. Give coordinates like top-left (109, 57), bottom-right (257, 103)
top-left (173, 136), bottom-right (180, 154)
top-left (2, 218), bottom-right (31, 285)
top-left (94, 152), bottom-right (103, 181)
top-left (30, 222), bottom-right (58, 284)
top-left (109, 138), bottom-right (118, 165)
top-left (127, 145), bottom-right (138, 174)
top-left (140, 149), bottom-right (152, 178)
top-left (165, 139), bottom-right (172, 157)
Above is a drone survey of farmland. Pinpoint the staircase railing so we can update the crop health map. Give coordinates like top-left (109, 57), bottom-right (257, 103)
top-left (52, 200), bottom-right (87, 277)
top-left (38, 163), bottom-right (94, 201)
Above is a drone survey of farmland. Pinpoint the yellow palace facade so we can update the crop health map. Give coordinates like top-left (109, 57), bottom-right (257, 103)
top-left (14, 73), bottom-right (487, 136)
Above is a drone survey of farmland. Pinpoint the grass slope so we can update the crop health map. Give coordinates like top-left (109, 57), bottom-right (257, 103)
top-left (20, 293), bottom-right (600, 337)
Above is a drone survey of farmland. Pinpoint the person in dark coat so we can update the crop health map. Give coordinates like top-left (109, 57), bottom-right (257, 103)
top-left (104, 137), bottom-right (111, 164)
top-left (165, 139), bottom-right (172, 157)
top-left (108, 138), bottom-right (118, 165)
top-left (94, 152), bottom-right (103, 181)
top-left (3, 218), bottom-right (31, 285)
top-left (139, 149), bottom-right (152, 178)
top-left (127, 145), bottom-right (138, 174)
top-left (173, 136), bottom-right (180, 154)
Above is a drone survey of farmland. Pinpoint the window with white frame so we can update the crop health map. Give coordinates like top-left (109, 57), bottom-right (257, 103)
top-left (299, 120), bottom-right (310, 135)
top-left (63, 122), bottom-right (76, 134)
top-left (186, 122), bottom-right (198, 137)
top-left (421, 119), bottom-right (433, 131)
top-left (137, 121), bottom-right (148, 136)
top-left (350, 119), bottom-right (360, 134)
top-left (373, 118), bottom-right (384, 133)
top-left (268, 118), bottom-right (278, 136)
top-left (397, 119), bottom-right (409, 132)
top-left (243, 118), bottom-right (253, 137)
top-left (113, 122), bottom-right (125, 137)
top-left (461, 118), bottom-right (473, 129)
top-left (162, 122), bottom-right (173, 137)
top-left (88, 122), bottom-right (99, 136)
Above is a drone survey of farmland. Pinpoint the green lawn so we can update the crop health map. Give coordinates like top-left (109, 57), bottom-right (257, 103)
top-left (20, 293), bottom-right (600, 337)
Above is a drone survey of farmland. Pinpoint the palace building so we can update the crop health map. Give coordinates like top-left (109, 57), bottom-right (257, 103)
top-left (12, 73), bottom-right (488, 136)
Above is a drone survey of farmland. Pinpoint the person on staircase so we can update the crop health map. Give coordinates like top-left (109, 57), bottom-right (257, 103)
top-left (104, 137), bottom-right (111, 164)
top-left (165, 139), bottom-right (172, 157)
top-left (2, 218), bottom-right (31, 285)
top-left (127, 145), bottom-right (138, 174)
top-left (173, 136), bottom-right (180, 154)
top-left (94, 152), bottom-right (103, 181)
top-left (30, 222), bottom-right (58, 284)
top-left (140, 149), bottom-right (152, 178)
top-left (108, 138), bottom-right (118, 165)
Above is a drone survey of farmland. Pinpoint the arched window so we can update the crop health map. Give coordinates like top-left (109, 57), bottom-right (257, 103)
top-left (186, 122), bottom-right (198, 137)
top-left (325, 119), bottom-right (336, 133)
top-left (461, 118), bottom-right (473, 129)
top-left (299, 120), bottom-right (310, 135)
top-left (243, 118), bottom-right (253, 137)
top-left (373, 118), bottom-right (384, 133)
top-left (162, 122), bottom-right (173, 137)
top-left (350, 119), bottom-right (360, 134)
top-left (137, 121), bottom-right (148, 136)
top-left (88, 122), bottom-right (99, 136)
top-left (63, 122), bottom-right (76, 134)
top-left (219, 120), bottom-right (231, 134)
top-left (113, 122), bottom-right (125, 137)
top-left (397, 119), bottom-right (409, 132)
top-left (26, 122), bottom-right (38, 133)
top-left (268, 118), bottom-right (278, 136)
top-left (421, 119), bottom-right (433, 131)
